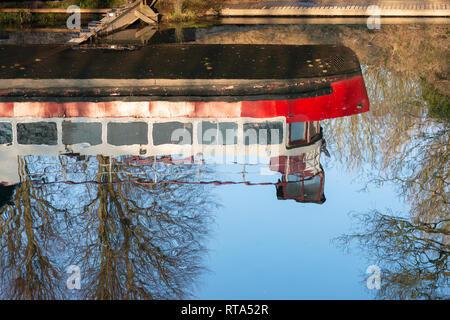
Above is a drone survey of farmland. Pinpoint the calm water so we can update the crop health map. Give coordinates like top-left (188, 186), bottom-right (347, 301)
top-left (0, 23), bottom-right (448, 300)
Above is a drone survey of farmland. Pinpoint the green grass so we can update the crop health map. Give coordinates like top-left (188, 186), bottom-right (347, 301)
top-left (0, 1), bottom-right (122, 27)
top-left (169, 10), bottom-right (197, 22)
top-left (78, 0), bottom-right (127, 9)
top-left (156, 0), bottom-right (223, 23)
top-left (0, 11), bottom-right (34, 26)
top-left (0, 11), bottom-right (101, 28)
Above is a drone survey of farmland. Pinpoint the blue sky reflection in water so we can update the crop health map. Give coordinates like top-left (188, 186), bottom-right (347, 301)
top-left (195, 142), bottom-right (408, 300)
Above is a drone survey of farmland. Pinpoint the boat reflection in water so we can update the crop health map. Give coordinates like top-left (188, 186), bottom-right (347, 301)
top-left (0, 44), bottom-right (369, 206)
top-left (1, 118), bottom-right (328, 202)
top-left (0, 44), bottom-right (369, 299)
top-left (0, 86), bottom-right (368, 206)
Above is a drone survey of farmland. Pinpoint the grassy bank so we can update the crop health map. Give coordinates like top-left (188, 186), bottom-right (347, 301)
top-left (0, 1), bottom-right (124, 27)
top-left (0, 11), bottom-right (102, 28)
top-left (0, 1), bottom-right (214, 26)
top-left (155, 0), bottom-right (223, 23)
top-left (0, 11), bottom-right (67, 27)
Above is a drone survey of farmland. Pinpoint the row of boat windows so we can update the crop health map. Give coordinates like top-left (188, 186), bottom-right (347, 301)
top-left (0, 121), bottom-right (289, 146)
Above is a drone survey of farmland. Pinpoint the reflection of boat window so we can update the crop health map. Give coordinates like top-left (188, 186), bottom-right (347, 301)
top-left (288, 121), bottom-right (321, 147)
top-left (287, 174), bottom-right (302, 182)
top-left (243, 122), bottom-right (283, 145)
top-left (153, 122), bottom-right (193, 146)
top-left (0, 123), bottom-right (12, 144)
top-left (17, 122), bottom-right (57, 145)
top-left (0, 184), bottom-right (18, 211)
top-left (283, 175), bottom-right (324, 203)
top-left (197, 121), bottom-right (238, 145)
top-left (289, 122), bottom-right (306, 143)
top-left (303, 175), bottom-right (323, 202)
top-left (285, 181), bottom-right (300, 198)
top-left (62, 121), bottom-right (102, 146)
top-left (107, 122), bottom-right (148, 146)
top-left (310, 122), bottom-right (319, 138)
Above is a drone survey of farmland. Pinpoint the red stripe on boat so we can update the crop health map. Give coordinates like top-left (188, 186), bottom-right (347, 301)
top-left (0, 75), bottom-right (369, 120)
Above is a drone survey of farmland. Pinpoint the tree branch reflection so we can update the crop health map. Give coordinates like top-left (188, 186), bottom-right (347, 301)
top-left (0, 155), bottom-right (216, 300)
top-left (335, 210), bottom-right (449, 299)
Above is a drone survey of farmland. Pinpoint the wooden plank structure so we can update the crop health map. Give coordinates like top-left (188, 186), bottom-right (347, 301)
top-left (220, 1), bottom-right (450, 17)
top-left (68, 0), bottom-right (159, 45)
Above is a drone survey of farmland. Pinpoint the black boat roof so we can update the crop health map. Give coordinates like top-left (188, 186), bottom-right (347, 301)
top-left (0, 44), bottom-right (361, 80)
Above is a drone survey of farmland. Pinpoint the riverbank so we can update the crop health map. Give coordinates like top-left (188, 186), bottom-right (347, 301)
top-left (0, 11), bottom-right (102, 28)
top-left (1, 1), bottom-right (449, 27)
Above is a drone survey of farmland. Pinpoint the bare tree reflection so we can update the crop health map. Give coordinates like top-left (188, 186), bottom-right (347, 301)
top-left (330, 68), bottom-right (448, 299)
top-left (0, 154), bottom-right (216, 300)
top-left (335, 210), bottom-right (449, 299)
top-left (70, 155), bottom-right (215, 300)
top-left (371, 126), bottom-right (449, 222)
top-left (325, 66), bottom-right (448, 220)
top-left (0, 157), bottom-right (65, 299)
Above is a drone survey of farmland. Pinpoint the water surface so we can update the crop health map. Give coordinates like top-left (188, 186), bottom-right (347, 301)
top-left (0, 23), bottom-right (448, 300)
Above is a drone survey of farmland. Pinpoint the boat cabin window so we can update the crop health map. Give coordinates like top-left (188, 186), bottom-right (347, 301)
top-left (153, 122), bottom-right (193, 146)
top-left (303, 175), bottom-right (323, 202)
top-left (285, 181), bottom-right (301, 199)
top-left (284, 174), bottom-right (323, 202)
top-left (287, 174), bottom-right (302, 182)
top-left (107, 122), bottom-right (148, 146)
top-left (17, 122), bottom-right (58, 145)
top-left (288, 121), bottom-right (321, 147)
top-left (63, 121), bottom-right (102, 146)
top-left (0, 123), bottom-right (12, 145)
top-left (310, 121), bottom-right (320, 140)
top-left (289, 122), bottom-right (306, 145)
top-left (243, 121), bottom-right (283, 145)
top-left (198, 121), bottom-right (238, 145)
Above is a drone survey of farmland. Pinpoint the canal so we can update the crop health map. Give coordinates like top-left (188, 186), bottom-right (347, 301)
top-left (0, 21), bottom-right (448, 300)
